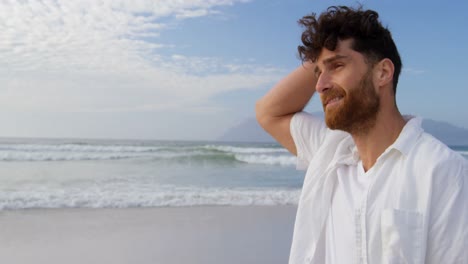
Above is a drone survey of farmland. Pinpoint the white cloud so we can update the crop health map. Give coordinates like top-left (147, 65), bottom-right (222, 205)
top-left (0, 0), bottom-right (281, 114)
top-left (176, 9), bottom-right (212, 19)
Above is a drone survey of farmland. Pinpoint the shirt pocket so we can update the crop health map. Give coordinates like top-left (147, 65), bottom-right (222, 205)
top-left (380, 209), bottom-right (424, 264)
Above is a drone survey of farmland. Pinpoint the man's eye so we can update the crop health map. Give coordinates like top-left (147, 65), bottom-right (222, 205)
top-left (332, 64), bottom-right (343, 69)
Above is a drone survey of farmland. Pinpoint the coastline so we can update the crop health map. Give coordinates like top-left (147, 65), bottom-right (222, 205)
top-left (0, 205), bottom-right (297, 264)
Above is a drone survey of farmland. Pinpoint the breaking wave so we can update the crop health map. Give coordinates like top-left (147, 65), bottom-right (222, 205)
top-left (0, 143), bottom-right (296, 166)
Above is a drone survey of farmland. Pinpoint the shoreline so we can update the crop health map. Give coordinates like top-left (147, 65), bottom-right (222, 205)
top-left (0, 205), bottom-right (297, 264)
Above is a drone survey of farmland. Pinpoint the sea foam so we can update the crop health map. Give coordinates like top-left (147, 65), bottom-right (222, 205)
top-left (0, 186), bottom-right (301, 210)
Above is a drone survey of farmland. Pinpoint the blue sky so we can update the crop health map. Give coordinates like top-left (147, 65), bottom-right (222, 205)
top-left (1, 0), bottom-right (467, 140)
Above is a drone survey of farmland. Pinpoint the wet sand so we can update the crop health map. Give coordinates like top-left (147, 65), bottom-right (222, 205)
top-left (0, 205), bottom-right (297, 264)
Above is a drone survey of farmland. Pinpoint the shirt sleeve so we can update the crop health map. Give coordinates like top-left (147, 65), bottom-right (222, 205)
top-left (425, 157), bottom-right (468, 264)
top-left (290, 111), bottom-right (327, 170)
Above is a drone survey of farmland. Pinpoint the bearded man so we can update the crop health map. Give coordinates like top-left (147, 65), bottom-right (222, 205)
top-left (256, 6), bottom-right (467, 264)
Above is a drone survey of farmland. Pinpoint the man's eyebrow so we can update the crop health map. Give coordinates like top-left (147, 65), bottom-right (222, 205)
top-left (322, 55), bottom-right (348, 65)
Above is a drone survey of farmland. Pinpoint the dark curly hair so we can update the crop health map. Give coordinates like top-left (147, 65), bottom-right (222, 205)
top-left (298, 6), bottom-right (402, 94)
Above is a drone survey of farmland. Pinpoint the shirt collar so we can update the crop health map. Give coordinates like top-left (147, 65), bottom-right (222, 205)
top-left (346, 115), bottom-right (424, 162)
top-left (386, 115), bottom-right (424, 156)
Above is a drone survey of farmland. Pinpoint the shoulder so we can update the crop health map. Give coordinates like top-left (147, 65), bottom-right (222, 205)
top-left (291, 112), bottom-right (354, 169)
top-left (410, 132), bottom-right (467, 184)
top-left (291, 112), bottom-right (325, 131)
top-left (415, 132), bottom-right (466, 165)
top-left (291, 111), bottom-right (351, 149)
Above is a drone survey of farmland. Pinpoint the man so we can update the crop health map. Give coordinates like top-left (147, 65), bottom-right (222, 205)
top-left (256, 6), bottom-right (467, 264)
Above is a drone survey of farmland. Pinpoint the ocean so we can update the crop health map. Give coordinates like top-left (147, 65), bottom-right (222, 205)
top-left (0, 138), bottom-right (303, 210)
top-left (0, 138), bottom-right (466, 210)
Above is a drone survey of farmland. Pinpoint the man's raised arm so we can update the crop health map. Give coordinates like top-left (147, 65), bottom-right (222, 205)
top-left (255, 61), bottom-right (317, 156)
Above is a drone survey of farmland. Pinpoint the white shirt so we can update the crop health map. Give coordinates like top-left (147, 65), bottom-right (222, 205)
top-left (288, 112), bottom-right (468, 264)
top-left (325, 161), bottom-right (369, 264)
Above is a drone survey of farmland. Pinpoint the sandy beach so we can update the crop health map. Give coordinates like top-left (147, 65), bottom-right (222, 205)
top-left (0, 205), bottom-right (297, 264)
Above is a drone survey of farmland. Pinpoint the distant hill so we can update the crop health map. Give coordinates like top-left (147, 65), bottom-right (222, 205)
top-left (422, 119), bottom-right (468, 146)
top-left (219, 115), bottom-right (468, 146)
top-left (218, 117), bottom-right (275, 143)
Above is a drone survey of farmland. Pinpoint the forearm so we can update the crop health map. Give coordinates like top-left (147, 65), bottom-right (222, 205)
top-left (256, 61), bottom-right (317, 120)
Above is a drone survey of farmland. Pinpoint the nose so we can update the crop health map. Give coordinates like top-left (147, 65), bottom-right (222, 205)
top-left (315, 72), bottom-right (332, 94)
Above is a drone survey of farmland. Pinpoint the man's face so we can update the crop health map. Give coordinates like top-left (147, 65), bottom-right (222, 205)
top-left (315, 39), bottom-right (380, 134)
top-left (322, 69), bottom-right (380, 134)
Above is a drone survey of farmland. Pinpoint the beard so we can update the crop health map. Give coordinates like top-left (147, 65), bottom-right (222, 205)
top-left (322, 70), bottom-right (380, 135)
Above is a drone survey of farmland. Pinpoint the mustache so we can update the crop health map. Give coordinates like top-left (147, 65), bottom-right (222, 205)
top-left (321, 88), bottom-right (346, 108)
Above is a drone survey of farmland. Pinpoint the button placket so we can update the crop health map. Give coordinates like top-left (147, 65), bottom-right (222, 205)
top-left (359, 164), bottom-right (379, 264)
top-left (360, 200), bottom-right (368, 264)
top-left (354, 210), bottom-right (362, 264)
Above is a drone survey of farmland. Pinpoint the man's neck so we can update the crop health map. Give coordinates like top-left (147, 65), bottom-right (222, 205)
top-left (352, 111), bottom-right (406, 172)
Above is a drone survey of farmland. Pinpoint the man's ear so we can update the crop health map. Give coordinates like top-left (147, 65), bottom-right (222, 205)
top-left (375, 58), bottom-right (395, 88)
